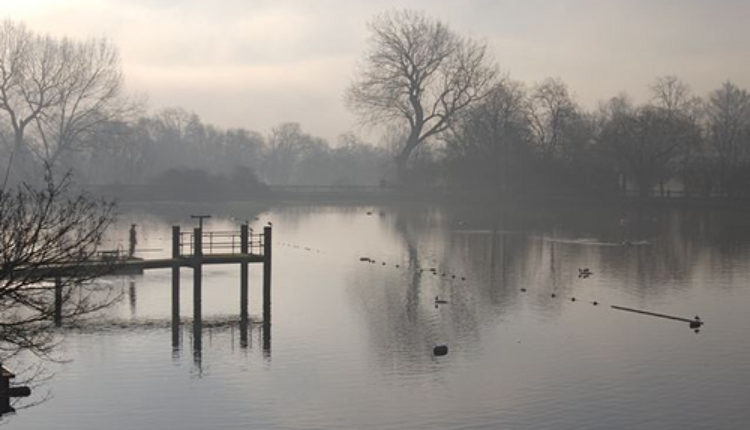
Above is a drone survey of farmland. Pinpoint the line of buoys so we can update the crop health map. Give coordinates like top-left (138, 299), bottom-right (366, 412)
top-left (357, 258), bottom-right (467, 281)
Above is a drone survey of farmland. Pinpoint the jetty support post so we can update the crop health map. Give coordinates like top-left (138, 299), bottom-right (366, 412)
top-left (171, 225), bottom-right (180, 346)
top-left (54, 277), bottom-right (62, 327)
top-left (240, 223), bottom-right (249, 324)
top-left (263, 226), bottom-right (272, 325)
top-left (193, 227), bottom-right (202, 350)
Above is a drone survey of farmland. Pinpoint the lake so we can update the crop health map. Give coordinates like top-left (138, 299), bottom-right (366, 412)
top-left (5, 202), bottom-right (750, 429)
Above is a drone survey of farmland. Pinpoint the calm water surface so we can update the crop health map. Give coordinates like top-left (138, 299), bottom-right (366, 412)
top-left (5, 203), bottom-right (750, 429)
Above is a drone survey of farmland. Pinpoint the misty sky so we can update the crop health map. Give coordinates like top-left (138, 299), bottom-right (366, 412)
top-left (3, 0), bottom-right (749, 143)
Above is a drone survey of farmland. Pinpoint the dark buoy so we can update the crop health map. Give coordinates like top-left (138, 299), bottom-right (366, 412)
top-left (382, 262), bottom-right (386, 266)
top-left (461, 277), bottom-right (466, 281)
top-left (433, 345), bottom-right (448, 356)
top-left (551, 293), bottom-right (556, 298)
top-left (452, 275), bottom-right (456, 279)
top-left (395, 264), bottom-right (400, 268)
top-left (571, 297), bottom-right (576, 302)
top-left (520, 288), bottom-right (527, 292)
top-left (592, 301), bottom-right (598, 305)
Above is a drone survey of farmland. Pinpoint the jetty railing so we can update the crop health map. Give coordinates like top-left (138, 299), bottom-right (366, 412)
top-left (178, 229), bottom-right (265, 256)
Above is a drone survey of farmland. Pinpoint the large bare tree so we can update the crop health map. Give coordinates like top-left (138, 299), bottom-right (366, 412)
top-left (0, 20), bottom-right (132, 180)
top-left (346, 10), bottom-right (496, 181)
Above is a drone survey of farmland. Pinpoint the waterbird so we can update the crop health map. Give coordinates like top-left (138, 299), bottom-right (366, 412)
top-left (578, 268), bottom-right (593, 279)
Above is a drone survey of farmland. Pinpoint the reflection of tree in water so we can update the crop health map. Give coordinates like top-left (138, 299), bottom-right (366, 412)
top-left (349, 203), bottom-right (750, 373)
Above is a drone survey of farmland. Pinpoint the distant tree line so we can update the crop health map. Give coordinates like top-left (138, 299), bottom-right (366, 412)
top-left (3, 16), bottom-right (750, 201)
top-left (0, 20), bottom-right (391, 198)
top-left (434, 75), bottom-right (750, 199)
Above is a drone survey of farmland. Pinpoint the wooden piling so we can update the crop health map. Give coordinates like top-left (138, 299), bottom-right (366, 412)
top-left (240, 224), bottom-right (249, 324)
top-left (262, 321), bottom-right (271, 356)
top-left (193, 227), bottom-right (202, 342)
top-left (263, 226), bottom-right (272, 324)
top-left (54, 277), bottom-right (62, 326)
top-left (171, 225), bottom-right (180, 347)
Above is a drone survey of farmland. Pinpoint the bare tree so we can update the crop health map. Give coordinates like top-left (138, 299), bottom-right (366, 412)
top-left (444, 80), bottom-right (530, 193)
top-left (346, 9), bottom-right (496, 181)
top-left (0, 20), bottom-right (133, 179)
top-left (0, 170), bottom-right (117, 359)
top-left (263, 123), bottom-right (327, 185)
top-left (650, 76), bottom-right (693, 116)
top-left (603, 103), bottom-right (700, 197)
top-left (526, 78), bottom-right (580, 160)
top-left (706, 81), bottom-right (750, 196)
top-left (649, 76), bottom-right (703, 195)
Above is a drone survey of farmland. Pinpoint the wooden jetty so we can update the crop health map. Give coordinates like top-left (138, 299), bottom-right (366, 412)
top-left (12, 224), bottom-right (272, 329)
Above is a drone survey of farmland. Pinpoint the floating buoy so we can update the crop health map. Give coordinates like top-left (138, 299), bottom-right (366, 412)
top-left (551, 293), bottom-right (556, 298)
top-left (433, 345), bottom-right (448, 356)
top-left (395, 264), bottom-right (400, 268)
top-left (382, 262), bottom-right (386, 266)
top-left (451, 275), bottom-right (456, 279)
top-left (520, 288), bottom-right (527, 292)
top-left (592, 301), bottom-right (598, 306)
top-left (461, 277), bottom-right (466, 281)
top-left (571, 297), bottom-right (576, 302)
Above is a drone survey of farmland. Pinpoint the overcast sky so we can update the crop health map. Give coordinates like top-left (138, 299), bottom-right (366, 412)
top-left (3, 0), bottom-right (749, 143)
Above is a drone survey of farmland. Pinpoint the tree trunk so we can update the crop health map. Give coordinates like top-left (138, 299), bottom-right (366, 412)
top-left (394, 132), bottom-right (421, 185)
